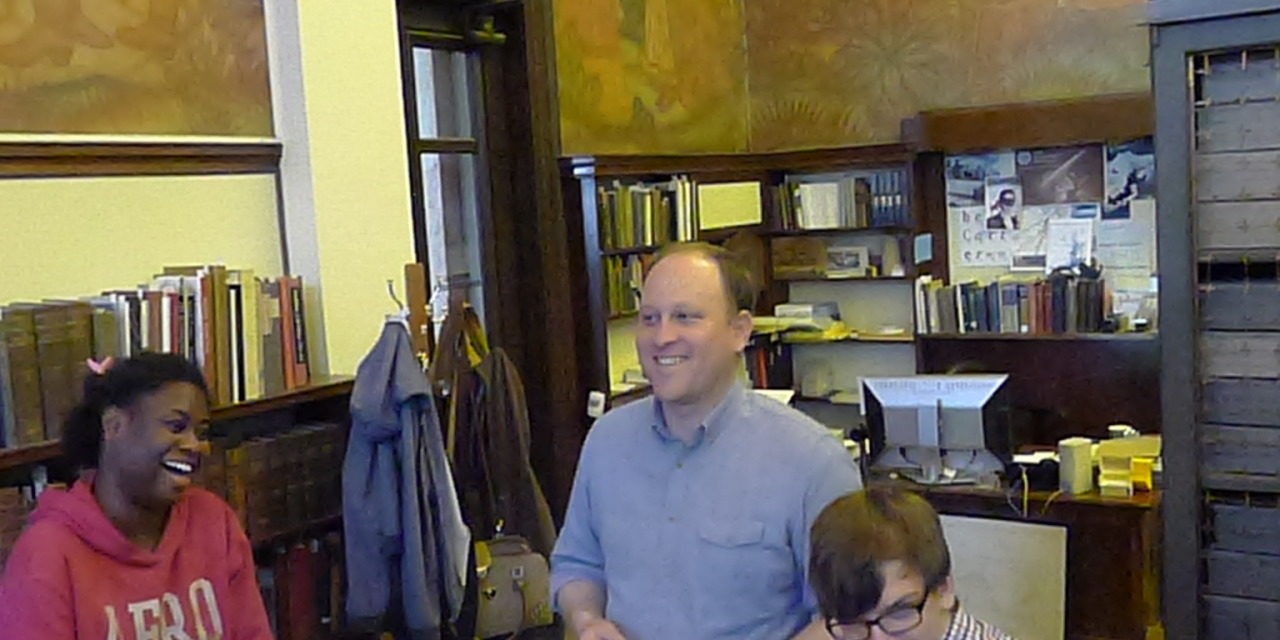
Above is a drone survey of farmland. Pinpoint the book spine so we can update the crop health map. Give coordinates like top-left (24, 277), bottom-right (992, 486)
top-left (228, 283), bottom-right (244, 403)
top-left (0, 340), bottom-right (16, 448)
top-left (64, 303), bottom-right (93, 409)
top-left (275, 279), bottom-right (297, 391)
top-left (2, 312), bottom-right (45, 446)
top-left (287, 278), bottom-right (310, 388)
top-left (241, 272), bottom-right (262, 401)
top-left (225, 444), bottom-right (249, 531)
top-left (33, 306), bottom-right (71, 441)
top-left (211, 266), bottom-right (232, 406)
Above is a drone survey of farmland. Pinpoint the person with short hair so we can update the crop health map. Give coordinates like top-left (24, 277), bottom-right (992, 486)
top-left (551, 242), bottom-right (862, 639)
top-left (809, 487), bottom-right (1013, 640)
top-left (0, 353), bottom-right (272, 640)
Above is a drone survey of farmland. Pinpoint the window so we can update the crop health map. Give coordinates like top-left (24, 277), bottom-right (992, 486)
top-left (403, 41), bottom-right (491, 329)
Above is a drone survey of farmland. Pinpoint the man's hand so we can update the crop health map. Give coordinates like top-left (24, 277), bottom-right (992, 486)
top-left (559, 579), bottom-right (626, 640)
top-left (575, 617), bottom-right (628, 640)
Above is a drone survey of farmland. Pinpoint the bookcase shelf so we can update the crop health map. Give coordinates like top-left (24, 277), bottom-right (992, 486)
top-left (210, 374), bottom-right (355, 422)
top-left (784, 335), bottom-right (915, 345)
top-left (778, 275), bottom-right (913, 283)
top-left (917, 332), bottom-right (1156, 342)
top-left (250, 513), bottom-right (343, 548)
top-left (601, 245), bottom-right (660, 258)
top-left (766, 225), bottom-right (914, 238)
top-left (0, 376), bottom-right (355, 472)
top-left (565, 144), bottom-right (920, 398)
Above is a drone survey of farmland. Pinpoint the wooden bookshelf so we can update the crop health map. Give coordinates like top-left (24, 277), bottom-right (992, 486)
top-left (766, 225), bottom-right (913, 238)
top-left (778, 275), bottom-right (913, 283)
top-left (917, 333), bottom-right (1157, 342)
top-left (0, 376), bottom-right (355, 472)
top-left (0, 441), bottom-right (62, 471)
top-left (601, 245), bottom-right (660, 258)
top-left (564, 144), bottom-right (925, 400)
top-left (794, 394), bottom-right (862, 406)
top-left (210, 374), bottom-right (354, 421)
top-left (250, 513), bottom-right (343, 547)
top-left (784, 335), bottom-right (915, 345)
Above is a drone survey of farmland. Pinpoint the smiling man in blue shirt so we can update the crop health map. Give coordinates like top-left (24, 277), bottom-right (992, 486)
top-left (551, 242), bottom-right (863, 640)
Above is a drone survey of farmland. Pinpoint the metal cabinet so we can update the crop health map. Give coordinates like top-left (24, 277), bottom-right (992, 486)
top-left (1154, 5), bottom-right (1280, 639)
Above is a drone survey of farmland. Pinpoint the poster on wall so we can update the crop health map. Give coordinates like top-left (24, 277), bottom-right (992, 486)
top-left (1010, 204), bottom-right (1100, 270)
top-left (1015, 146), bottom-right (1105, 206)
top-left (951, 207), bottom-right (1013, 267)
top-left (1012, 206), bottom-right (1066, 271)
top-left (1104, 139), bottom-right (1156, 219)
top-left (945, 153), bottom-right (1016, 207)
top-left (1046, 219), bottom-right (1096, 272)
top-left (984, 177), bottom-right (1023, 230)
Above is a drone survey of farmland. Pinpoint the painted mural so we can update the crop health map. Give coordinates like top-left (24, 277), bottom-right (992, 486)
top-left (555, 0), bottom-right (1149, 154)
top-left (0, 0), bottom-right (272, 136)
top-left (553, 0), bottom-right (750, 154)
top-left (746, 0), bottom-right (1149, 151)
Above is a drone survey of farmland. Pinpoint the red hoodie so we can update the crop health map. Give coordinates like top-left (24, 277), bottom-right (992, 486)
top-left (0, 473), bottom-right (272, 640)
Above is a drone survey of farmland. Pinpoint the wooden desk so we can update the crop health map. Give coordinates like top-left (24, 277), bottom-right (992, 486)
top-left (872, 479), bottom-right (1162, 640)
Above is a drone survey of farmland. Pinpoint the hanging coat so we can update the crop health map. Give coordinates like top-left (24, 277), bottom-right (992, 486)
top-left (343, 321), bottom-right (469, 639)
top-left (450, 346), bottom-right (557, 556)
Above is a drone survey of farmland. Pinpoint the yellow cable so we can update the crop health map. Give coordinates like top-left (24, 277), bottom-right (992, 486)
top-left (1040, 490), bottom-right (1064, 516)
top-left (1021, 467), bottom-right (1030, 518)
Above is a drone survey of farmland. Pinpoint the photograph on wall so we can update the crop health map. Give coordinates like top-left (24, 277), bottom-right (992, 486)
top-left (984, 177), bottom-right (1022, 230)
top-left (1104, 138), bottom-right (1155, 219)
top-left (827, 244), bottom-right (869, 278)
top-left (1010, 205), bottom-right (1070, 271)
top-left (945, 152), bottom-right (1016, 207)
top-left (1016, 146), bottom-right (1104, 206)
top-left (950, 206), bottom-right (1013, 268)
top-left (1046, 218), bottom-right (1096, 272)
top-left (1070, 203), bottom-right (1101, 219)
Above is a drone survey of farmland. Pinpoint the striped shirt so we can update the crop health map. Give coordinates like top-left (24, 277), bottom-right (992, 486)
top-left (946, 607), bottom-right (1015, 640)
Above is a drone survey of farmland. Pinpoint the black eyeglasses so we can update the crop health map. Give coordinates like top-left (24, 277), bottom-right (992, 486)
top-left (824, 594), bottom-right (929, 640)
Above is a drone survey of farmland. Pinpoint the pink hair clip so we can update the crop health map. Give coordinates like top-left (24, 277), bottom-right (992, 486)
top-left (86, 357), bottom-right (116, 375)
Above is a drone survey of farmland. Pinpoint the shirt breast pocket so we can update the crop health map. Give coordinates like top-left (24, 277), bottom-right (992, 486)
top-left (694, 518), bottom-right (797, 628)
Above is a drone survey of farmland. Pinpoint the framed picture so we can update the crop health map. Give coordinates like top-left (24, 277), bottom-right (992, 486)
top-left (827, 244), bottom-right (869, 278)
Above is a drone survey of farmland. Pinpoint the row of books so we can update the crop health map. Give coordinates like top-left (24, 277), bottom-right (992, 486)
top-left (0, 486), bottom-right (32, 570)
top-left (258, 535), bottom-right (345, 640)
top-left (605, 255), bottom-right (649, 317)
top-left (596, 177), bottom-right (699, 250)
top-left (0, 266), bottom-right (312, 449)
top-left (198, 421), bottom-right (345, 544)
top-left (775, 167), bottom-right (911, 231)
top-left (914, 275), bottom-right (1108, 335)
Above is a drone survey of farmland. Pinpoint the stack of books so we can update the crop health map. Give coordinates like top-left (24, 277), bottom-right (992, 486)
top-left (605, 254), bottom-right (651, 317)
top-left (0, 266), bottom-right (313, 449)
top-left (914, 274), bottom-right (1108, 335)
top-left (257, 533), bottom-right (345, 640)
top-left (0, 487), bottom-right (31, 570)
top-left (199, 421), bottom-right (345, 543)
top-left (596, 177), bottom-right (699, 250)
top-left (775, 167), bottom-right (911, 231)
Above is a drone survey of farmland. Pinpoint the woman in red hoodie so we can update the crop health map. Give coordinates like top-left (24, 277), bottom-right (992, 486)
top-left (0, 353), bottom-right (273, 639)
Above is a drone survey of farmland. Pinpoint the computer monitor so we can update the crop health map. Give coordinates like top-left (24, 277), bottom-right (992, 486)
top-left (862, 374), bottom-right (1012, 485)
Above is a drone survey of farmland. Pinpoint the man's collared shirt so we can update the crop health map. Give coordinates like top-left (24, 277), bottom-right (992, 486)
top-left (551, 383), bottom-right (863, 640)
top-left (945, 607), bottom-right (1015, 640)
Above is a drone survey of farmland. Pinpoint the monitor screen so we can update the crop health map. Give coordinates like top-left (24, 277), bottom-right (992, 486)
top-left (862, 374), bottom-right (1012, 484)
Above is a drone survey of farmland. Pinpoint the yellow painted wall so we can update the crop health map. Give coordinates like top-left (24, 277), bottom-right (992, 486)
top-left (295, 0), bottom-right (416, 375)
top-left (0, 174), bottom-right (282, 304)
